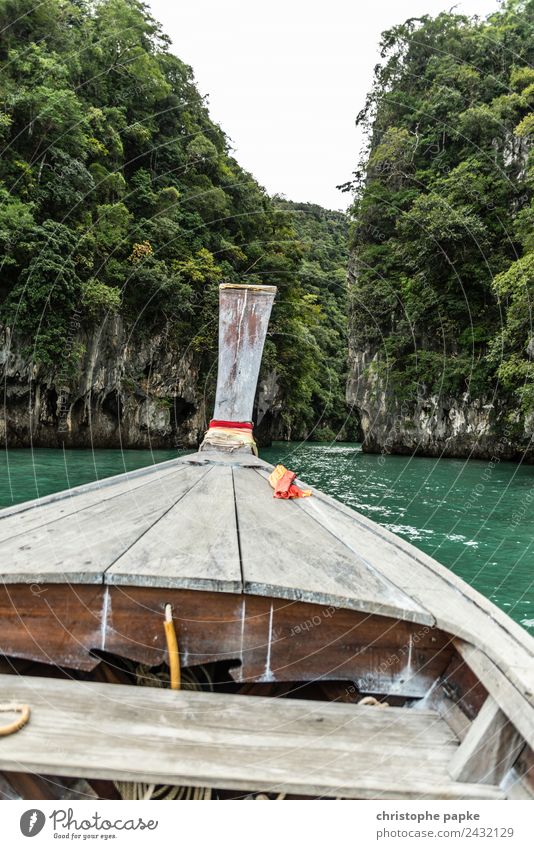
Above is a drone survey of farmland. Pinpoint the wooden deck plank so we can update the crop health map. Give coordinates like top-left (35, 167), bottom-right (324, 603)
top-left (0, 674), bottom-right (504, 800)
top-left (0, 464), bottom-right (208, 583)
top-left (0, 463), bottom-right (190, 544)
top-left (181, 451), bottom-right (270, 468)
top-left (0, 455), bottom-right (188, 520)
top-left (106, 465), bottom-right (242, 593)
top-left (234, 467), bottom-right (432, 624)
top-left (297, 472), bottom-right (534, 651)
top-left (1, 449), bottom-right (532, 751)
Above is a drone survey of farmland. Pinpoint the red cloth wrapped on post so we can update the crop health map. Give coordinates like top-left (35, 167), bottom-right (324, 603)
top-left (209, 420), bottom-right (253, 430)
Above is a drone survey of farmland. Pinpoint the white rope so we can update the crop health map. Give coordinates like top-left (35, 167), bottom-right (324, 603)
top-left (114, 663), bottom-right (214, 800)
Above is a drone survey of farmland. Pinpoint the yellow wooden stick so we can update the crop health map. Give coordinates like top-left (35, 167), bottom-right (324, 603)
top-left (164, 604), bottom-right (181, 691)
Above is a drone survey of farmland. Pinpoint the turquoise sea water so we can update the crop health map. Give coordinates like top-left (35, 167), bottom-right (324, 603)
top-left (1, 443), bottom-right (533, 633)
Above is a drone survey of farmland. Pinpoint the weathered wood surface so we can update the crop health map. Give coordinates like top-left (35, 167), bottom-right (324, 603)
top-left (286, 464), bottom-right (533, 645)
top-left (233, 465), bottom-right (431, 623)
top-left (0, 584), bottom-right (103, 669)
top-left (1, 448), bottom-right (533, 741)
top-left (180, 451), bottom-right (268, 467)
top-left (449, 695), bottom-right (524, 785)
top-left (0, 674), bottom-right (504, 799)
top-left (419, 682), bottom-right (472, 743)
top-left (0, 464), bottom-right (208, 583)
top-left (266, 468), bottom-right (534, 716)
top-left (0, 585), bottom-right (451, 693)
top-left (213, 284), bottom-right (276, 423)
top-left (229, 595), bottom-right (450, 694)
top-left (107, 465), bottom-right (241, 592)
top-left (430, 693), bottom-right (472, 742)
top-left (455, 640), bottom-right (534, 751)
top-left (437, 653), bottom-right (489, 720)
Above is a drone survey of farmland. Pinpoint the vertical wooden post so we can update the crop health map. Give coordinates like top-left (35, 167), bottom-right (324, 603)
top-left (212, 284), bottom-right (276, 423)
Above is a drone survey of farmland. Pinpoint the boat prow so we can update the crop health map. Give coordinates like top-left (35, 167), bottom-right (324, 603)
top-left (0, 285), bottom-right (532, 801)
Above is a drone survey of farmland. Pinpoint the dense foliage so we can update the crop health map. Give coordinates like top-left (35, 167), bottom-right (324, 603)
top-left (0, 0), bottom-right (349, 436)
top-left (349, 0), bottom-right (534, 424)
top-left (272, 200), bottom-right (353, 438)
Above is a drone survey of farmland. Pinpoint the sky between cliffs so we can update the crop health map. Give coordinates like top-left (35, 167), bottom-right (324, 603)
top-left (150, 0), bottom-right (499, 210)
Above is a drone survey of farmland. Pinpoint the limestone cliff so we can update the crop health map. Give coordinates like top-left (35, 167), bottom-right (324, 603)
top-left (0, 317), bottom-right (300, 449)
top-left (0, 319), bottom-right (204, 449)
top-left (347, 343), bottom-right (534, 462)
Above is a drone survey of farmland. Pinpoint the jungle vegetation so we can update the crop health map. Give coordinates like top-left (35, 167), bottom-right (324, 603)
top-left (0, 0), bottom-right (349, 438)
top-left (273, 199), bottom-right (352, 438)
top-left (348, 0), bottom-right (534, 425)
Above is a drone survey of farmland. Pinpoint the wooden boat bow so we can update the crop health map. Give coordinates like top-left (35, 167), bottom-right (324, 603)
top-left (0, 283), bottom-right (532, 800)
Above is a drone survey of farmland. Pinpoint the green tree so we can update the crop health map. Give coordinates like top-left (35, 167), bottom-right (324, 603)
top-left (349, 0), bottom-right (534, 409)
top-left (0, 0), bottom-right (351, 438)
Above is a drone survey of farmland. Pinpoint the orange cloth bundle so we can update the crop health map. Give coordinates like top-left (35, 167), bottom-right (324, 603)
top-left (268, 464), bottom-right (312, 499)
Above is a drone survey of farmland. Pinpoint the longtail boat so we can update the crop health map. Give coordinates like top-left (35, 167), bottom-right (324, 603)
top-left (0, 284), bottom-right (532, 801)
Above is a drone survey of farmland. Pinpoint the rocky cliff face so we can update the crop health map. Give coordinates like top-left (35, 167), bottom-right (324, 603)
top-left (0, 319), bottom-right (206, 449)
top-left (0, 320), bottom-right (293, 449)
top-left (347, 344), bottom-right (534, 461)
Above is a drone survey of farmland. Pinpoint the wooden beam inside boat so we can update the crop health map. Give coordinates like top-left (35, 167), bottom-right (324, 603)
top-left (449, 695), bottom-right (524, 785)
top-left (0, 674), bottom-right (505, 800)
top-left (0, 585), bottom-right (452, 696)
top-left (455, 639), bottom-right (534, 751)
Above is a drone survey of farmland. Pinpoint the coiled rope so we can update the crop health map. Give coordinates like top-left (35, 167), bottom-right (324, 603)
top-left (0, 703), bottom-right (30, 736)
top-left (358, 696), bottom-right (390, 708)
